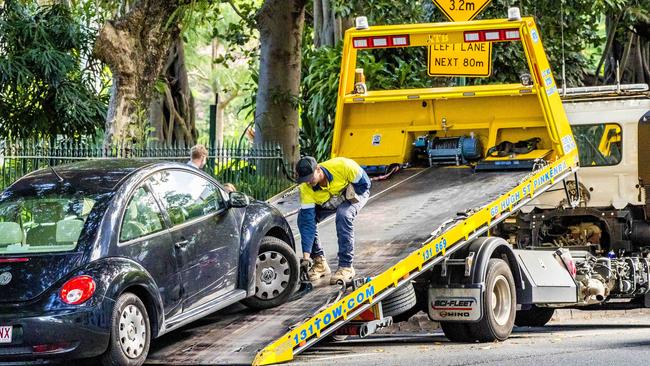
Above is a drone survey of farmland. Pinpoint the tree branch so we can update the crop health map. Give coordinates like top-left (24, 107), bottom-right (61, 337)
top-left (226, 0), bottom-right (255, 28)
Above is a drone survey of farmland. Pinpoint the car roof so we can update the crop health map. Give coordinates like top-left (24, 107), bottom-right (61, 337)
top-left (7, 159), bottom-right (159, 195)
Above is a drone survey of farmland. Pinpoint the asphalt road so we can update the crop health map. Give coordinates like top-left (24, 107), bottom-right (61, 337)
top-left (292, 310), bottom-right (650, 366)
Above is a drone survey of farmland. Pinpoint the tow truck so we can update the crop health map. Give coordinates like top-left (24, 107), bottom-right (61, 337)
top-left (495, 84), bottom-right (650, 325)
top-left (147, 14), bottom-right (585, 366)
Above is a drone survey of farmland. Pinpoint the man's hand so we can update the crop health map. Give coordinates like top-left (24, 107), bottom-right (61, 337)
top-left (345, 184), bottom-right (360, 203)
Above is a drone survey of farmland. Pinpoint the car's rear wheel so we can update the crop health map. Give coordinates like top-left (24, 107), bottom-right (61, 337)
top-left (242, 236), bottom-right (299, 309)
top-left (101, 293), bottom-right (151, 366)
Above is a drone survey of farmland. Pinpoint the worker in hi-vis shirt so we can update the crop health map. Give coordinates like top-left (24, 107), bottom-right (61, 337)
top-left (295, 156), bottom-right (371, 284)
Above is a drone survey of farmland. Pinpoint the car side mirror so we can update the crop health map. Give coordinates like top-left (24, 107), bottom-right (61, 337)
top-left (229, 191), bottom-right (250, 208)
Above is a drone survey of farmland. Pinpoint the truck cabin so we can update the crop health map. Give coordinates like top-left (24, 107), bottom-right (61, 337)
top-left (331, 18), bottom-right (577, 173)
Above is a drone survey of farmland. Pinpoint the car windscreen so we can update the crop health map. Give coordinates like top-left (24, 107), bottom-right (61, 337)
top-left (0, 193), bottom-right (99, 255)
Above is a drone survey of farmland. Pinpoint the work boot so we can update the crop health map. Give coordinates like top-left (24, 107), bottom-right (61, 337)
top-left (308, 256), bottom-right (331, 281)
top-left (330, 267), bottom-right (355, 285)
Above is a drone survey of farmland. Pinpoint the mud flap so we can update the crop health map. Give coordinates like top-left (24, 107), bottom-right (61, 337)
top-left (428, 286), bottom-right (483, 322)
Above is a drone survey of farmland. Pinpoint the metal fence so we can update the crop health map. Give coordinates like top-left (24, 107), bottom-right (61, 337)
top-left (0, 139), bottom-right (294, 200)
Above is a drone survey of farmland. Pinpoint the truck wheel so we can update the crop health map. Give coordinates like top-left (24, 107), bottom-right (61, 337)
top-left (101, 293), bottom-right (151, 366)
top-left (441, 322), bottom-right (475, 342)
top-left (242, 236), bottom-right (299, 310)
top-left (466, 258), bottom-right (516, 342)
top-left (381, 283), bottom-right (417, 318)
top-left (515, 305), bottom-right (555, 327)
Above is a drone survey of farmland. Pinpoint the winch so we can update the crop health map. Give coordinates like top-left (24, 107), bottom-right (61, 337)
top-left (413, 134), bottom-right (482, 166)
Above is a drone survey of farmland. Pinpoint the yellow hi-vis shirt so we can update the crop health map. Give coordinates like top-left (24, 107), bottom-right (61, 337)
top-left (299, 157), bottom-right (364, 208)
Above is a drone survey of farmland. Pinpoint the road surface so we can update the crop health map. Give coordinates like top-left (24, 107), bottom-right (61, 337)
top-left (292, 310), bottom-right (650, 366)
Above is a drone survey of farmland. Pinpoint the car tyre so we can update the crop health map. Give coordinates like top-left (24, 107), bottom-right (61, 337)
top-left (242, 236), bottom-right (299, 310)
top-left (101, 293), bottom-right (151, 366)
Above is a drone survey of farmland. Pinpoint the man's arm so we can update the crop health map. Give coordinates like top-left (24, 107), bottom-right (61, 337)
top-left (351, 166), bottom-right (371, 194)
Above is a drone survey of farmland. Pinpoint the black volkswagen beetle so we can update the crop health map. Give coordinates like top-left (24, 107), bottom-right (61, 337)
top-left (0, 160), bottom-right (299, 365)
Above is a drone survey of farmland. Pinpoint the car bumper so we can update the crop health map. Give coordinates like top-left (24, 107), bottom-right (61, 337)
top-left (0, 302), bottom-right (113, 362)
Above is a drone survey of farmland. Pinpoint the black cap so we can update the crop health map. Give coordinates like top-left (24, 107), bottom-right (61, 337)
top-left (296, 156), bottom-right (317, 183)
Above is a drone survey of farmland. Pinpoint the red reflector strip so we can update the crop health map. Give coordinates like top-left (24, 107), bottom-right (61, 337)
top-left (464, 29), bottom-right (521, 42)
top-left (352, 35), bottom-right (410, 49)
top-left (0, 257), bottom-right (29, 263)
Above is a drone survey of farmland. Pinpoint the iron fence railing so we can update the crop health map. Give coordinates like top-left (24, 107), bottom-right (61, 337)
top-left (0, 139), bottom-right (294, 200)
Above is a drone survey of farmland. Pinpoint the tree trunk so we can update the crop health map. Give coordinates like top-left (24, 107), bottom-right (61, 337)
top-left (94, 0), bottom-right (186, 145)
top-left (313, 0), bottom-right (352, 48)
top-left (599, 14), bottom-right (650, 86)
top-left (149, 37), bottom-right (197, 147)
top-left (255, 0), bottom-right (307, 167)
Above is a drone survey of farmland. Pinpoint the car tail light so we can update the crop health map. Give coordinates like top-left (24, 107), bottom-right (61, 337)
top-left (32, 342), bottom-right (73, 354)
top-left (0, 257), bottom-right (29, 263)
top-left (60, 275), bottom-right (95, 305)
top-left (464, 29), bottom-right (521, 42)
top-left (352, 35), bottom-right (410, 49)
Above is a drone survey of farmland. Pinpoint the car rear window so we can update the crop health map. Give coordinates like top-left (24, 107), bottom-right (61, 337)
top-left (0, 194), bottom-right (97, 254)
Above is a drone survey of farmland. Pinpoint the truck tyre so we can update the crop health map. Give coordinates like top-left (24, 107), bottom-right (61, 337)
top-left (466, 258), bottom-right (516, 342)
top-left (381, 283), bottom-right (417, 318)
top-left (242, 236), bottom-right (300, 310)
top-left (515, 305), bottom-right (555, 327)
top-left (441, 322), bottom-right (474, 342)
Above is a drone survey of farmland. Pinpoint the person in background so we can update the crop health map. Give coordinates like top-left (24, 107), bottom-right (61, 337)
top-left (296, 156), bottom-right (371, 285)
top-left (223, 183), bottom-right (236, 192)
top-left (188, 144), bottom-right (208, 170)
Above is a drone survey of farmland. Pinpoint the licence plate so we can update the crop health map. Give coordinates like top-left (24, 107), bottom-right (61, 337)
top-left (0, 326), bottom-right (12, 343)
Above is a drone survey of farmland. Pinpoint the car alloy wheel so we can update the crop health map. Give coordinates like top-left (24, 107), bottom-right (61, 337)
top-left (255, 250), bottom-right (291, 300)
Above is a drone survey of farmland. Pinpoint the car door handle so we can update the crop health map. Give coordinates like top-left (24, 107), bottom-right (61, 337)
top-left (175, 240), bottom-right (189, 249)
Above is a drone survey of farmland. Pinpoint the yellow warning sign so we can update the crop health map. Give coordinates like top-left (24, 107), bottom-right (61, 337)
top-left (427, 34), bottom-right (492, 77)
top-left (432, 0), bottom-right (494, 22)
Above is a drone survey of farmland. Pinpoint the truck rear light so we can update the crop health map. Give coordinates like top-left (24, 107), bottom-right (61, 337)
top-left (353, 38), bottom-right (369, 48)
top-left (484, 31), bottom-right (501, 41)
top-left (392, 36), bottom-right (409, 46)
top-left (464, 29), bottom-right (521, 42)
top-left (505, 30), bottom-right (521, 40)
top-left (372, 37), bottom-right (388, 47)
top-left (60, 275), bottom-right (95, 305)
top-left (352, 35), bottom-right (410, 49)
top-left (464, 32), bottom-right (481, 42)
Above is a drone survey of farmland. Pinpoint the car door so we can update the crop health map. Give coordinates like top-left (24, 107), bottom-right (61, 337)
top-left (147, 169), bottom-right (242, 311)
top-left (117, 184), bottom-right (183, 318)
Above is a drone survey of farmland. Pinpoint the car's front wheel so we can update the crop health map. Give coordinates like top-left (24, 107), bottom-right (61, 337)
top-left (242, 236), bottom-right (299, 310)
top-left (101, 292), bottom-right (151, 366)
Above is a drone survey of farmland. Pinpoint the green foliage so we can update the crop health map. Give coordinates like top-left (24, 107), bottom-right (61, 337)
top-left (0, 1), bottom-right (108, 139)
top-left (482, 0), bottom-right (601, 86)
top-left (332, 0), bottom-right (434, 25)
top-left (300, 45), bottom-right (341, 161)
top-left (182, 1), bottom-right (260, 140)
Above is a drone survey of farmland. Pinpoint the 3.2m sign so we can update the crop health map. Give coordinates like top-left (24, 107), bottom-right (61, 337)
top-left (433, 0), bottom-right (494, 22)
